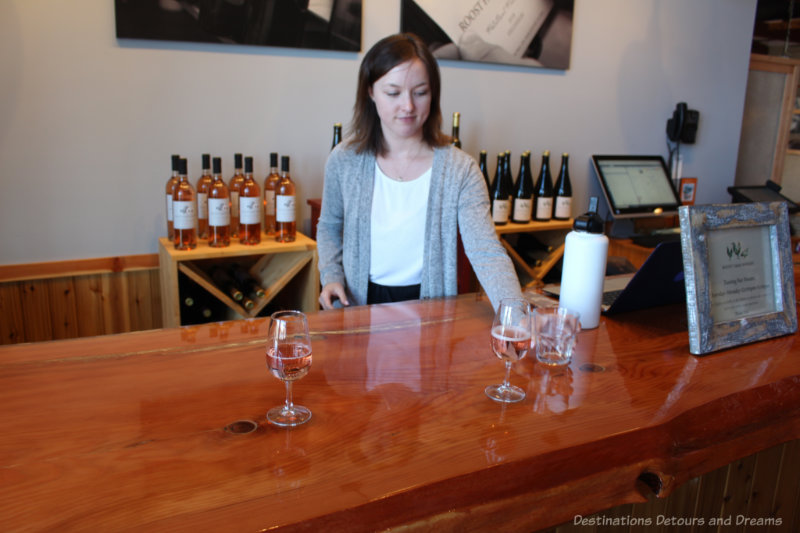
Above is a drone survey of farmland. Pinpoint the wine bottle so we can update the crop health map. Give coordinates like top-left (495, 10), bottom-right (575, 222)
top-left (331, 123), bottom-right (342, 150)
top-left (239, 156), bottom-right (261, 245)
top-left (451, 112), bottom-right (461, 148)
top-left (173, 158), bottom-right (197, 250)
top-left (490, 152), bottom-right (511, 225)
top-left (182, 295), bottom-right (214, 323)
top-left (180, 275), bottom-right (217, 325)
top-left (263, 152), bottom-right (280, 235)
top-left (229, 263), bottom-right (267, 299)
top-left (533, 150), bottom-right (554, 221)
top-left (208, 157), bottom-right (231, 248)
top-left (228, 153), bottom-right (245, 238)
top-left (165, 154), bottom-right (180, 240)
top-left (479, 150), bottom-right (491, 197)
top-left (196, 153), bottom-right (213, 239)
top-left (210, 265), bottom-right (244, 302)
top-left (553, 152), bottom-right (573, 220)
top-left (275, 155), bottom-right (296, 243)
top-left (511, 151), bottom-right (534, 223)
top-left (502, 151), bottom-right (514, 201)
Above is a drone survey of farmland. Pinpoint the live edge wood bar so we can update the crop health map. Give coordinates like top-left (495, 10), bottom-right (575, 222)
top-left (1, 294), bottom-right (799, 531)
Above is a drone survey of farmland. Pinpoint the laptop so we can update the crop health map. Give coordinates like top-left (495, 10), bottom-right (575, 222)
top-left (543, 240), bottom-right (686, 315)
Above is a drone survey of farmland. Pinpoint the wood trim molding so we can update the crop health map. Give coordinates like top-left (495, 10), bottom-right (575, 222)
top-left (0, 254), bottom-right (159, 283)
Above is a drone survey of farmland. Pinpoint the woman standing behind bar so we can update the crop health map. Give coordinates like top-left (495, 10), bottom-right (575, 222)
top-left (317, 33), bottom-right (523, 310)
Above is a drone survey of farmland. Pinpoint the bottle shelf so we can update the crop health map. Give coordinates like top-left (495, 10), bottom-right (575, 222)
top-left (456, 218), bottom-right (574, 292)
top-left (158, 233), bottom-right (318, 327)
top-left (496, 220), bottom-right (572, 287)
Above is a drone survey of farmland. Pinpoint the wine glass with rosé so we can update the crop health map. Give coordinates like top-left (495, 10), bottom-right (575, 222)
top-left (266, 310), bottom-right (313, 427)
top-left (485, 298), bottom-right (532, 403)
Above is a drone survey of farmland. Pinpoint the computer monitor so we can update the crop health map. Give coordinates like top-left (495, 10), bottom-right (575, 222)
top-left (591, 155), bottom-right (681, 219)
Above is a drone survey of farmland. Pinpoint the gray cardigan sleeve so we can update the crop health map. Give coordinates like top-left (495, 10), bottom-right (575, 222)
top-left (316, 146), bottom-right (374, 306)
top-left (317, 147), bottom-right (347, 289)
top-left (454, 151), bottom-right (524, 309)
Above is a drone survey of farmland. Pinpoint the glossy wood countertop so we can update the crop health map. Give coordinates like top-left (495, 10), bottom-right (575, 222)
top-left (1, 295), bottom-right (799, 532)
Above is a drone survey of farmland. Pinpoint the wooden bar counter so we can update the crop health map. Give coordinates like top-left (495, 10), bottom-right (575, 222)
top-left (1, 295), bottom-right (799, 531)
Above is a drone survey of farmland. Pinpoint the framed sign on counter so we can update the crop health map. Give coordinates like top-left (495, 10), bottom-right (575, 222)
top-left (679, 202), bottom-right (797, 355)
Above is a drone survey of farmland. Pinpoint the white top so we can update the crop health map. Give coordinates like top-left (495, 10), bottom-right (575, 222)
top-left (369, 162), bottom-right (431, 286)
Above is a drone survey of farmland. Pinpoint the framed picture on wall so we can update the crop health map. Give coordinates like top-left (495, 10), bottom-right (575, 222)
top-left (400, 0), bottom-right (574, 69)
top-left (115, 0), bottom-right (362, 52)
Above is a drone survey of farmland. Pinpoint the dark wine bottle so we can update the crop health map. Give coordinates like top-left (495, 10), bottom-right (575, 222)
top-left (184, 297), bottom-right (214, 322)
top-left (478, 150), bottom-right (491, 198)
top-left (451, 112), bottom-right (461, 148)
top-left (210, 265), bottom-right (244, 302)
top-left (331, 123), bottom-right (342, 150)
top-left (502, 151), bottom-right (514, 201)
top-left (490, 152), bottom-right (511, 225)
top-left (179, 274), bottom-right (217, 325)
top-left (553, 152), bottom-right (573, 220)
top-left (229, 263), bottom-right (266, 299)
top-left (511, 151), bottom-right (534, 223)
top-left (533, 150), bottom-right (554, 221)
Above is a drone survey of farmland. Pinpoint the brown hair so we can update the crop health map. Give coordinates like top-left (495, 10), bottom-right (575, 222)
top-left (348, 33), bottom-right (448, 155)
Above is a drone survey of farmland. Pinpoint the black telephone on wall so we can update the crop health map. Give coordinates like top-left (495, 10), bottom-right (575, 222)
top-left (666, 102), bottom-right (699, 144)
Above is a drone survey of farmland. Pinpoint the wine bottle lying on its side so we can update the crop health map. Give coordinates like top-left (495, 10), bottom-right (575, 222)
top-left (210, 265), bottom-right (244, 302)
top-left (179, 273), bottom-right (225, 325)
top-left (229, 263), bottom-right (267, 299)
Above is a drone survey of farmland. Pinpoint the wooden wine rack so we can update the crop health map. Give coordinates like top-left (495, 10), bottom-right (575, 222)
top-left (494, 219), bottom-right (574, 286)
top-left (157, 234), bottom-right (318, 327)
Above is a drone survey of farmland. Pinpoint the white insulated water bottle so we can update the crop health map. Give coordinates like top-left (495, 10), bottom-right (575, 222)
top-left (559, 197), bottom-right (608, 329)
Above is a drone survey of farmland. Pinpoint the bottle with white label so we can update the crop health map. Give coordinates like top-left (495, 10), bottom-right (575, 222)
top-left (553, 152), bottom-right (573, 220)
top-left (196, 153), bottom-right (213, 239)
top-left (511, 150), bottom-right (534, 223)
top-left (263, 152), bottom-right (280, 235)
top-left (558, 197), bottom-right (608, 329)
top-left (173, 157), bottom-right (197, 250)
top-left (239, 156), bottom-right (261, 245)
top-left (533, 150), bottom-right (554, 221)
top-left (228, 153), bottom-right (244, 238)
top-left (208, 156), bottom-right (230, 248)
top-left (165, 154), bottom-right (180, 240)
top-left (490, 152), bottom-right (510, 225)
top-left (275, 155), bottom-right (296, 243)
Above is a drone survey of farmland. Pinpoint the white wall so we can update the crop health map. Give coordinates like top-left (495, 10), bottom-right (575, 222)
top-left (0, 0), bottom-right (757, 265)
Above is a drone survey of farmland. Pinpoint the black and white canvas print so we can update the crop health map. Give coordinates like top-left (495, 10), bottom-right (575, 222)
top-left (401, 0), bottom-right (573, 69)
top-left (115, 0), bottom-right (362, 52)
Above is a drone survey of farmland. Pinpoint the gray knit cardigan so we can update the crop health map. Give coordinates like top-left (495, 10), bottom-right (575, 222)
top-left (316, 143), bottom-right (523, 310)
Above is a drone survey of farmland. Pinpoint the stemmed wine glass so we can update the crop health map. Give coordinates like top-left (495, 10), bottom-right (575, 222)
top-left (485, 298), bottom-right (532, 403)
top-left (266, 310), bottom-right (313, 427)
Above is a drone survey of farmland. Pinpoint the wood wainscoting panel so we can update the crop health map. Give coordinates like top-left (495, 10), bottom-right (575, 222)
top-left (0, 283), bottom-right (25, 344)
top-left (545, 439), bottom-right (800, 532)
top-left (47, 277), bottom-right (80, 340)
top-left (0, 255), bottom-right (162, 345)
top-left (127, 269), bottom-right (163, 333)
top-left (19, 280), bottom-right (54, 343)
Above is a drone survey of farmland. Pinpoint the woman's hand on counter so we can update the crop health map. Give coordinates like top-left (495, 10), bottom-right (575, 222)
top-left (319, 282), bottom-right (349, 310)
